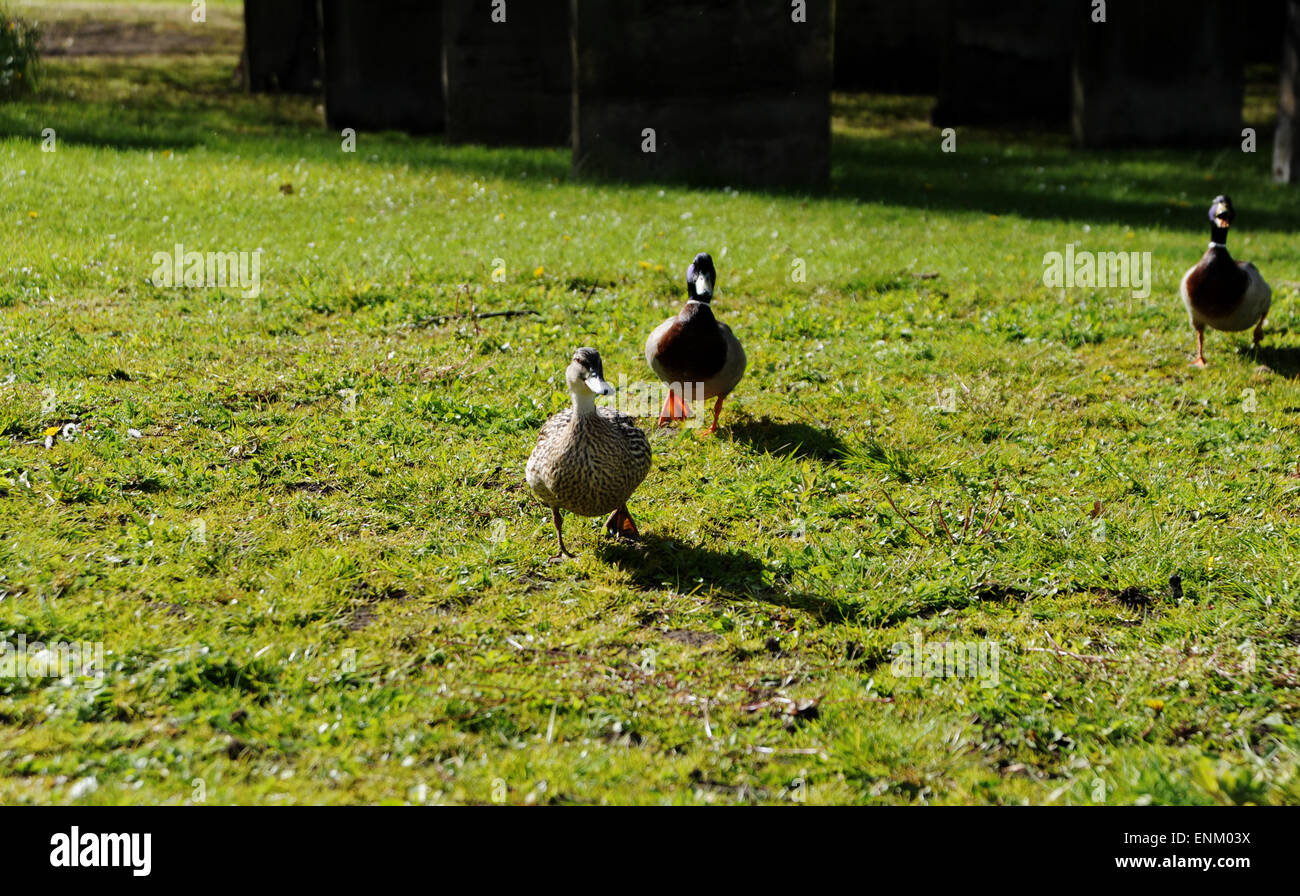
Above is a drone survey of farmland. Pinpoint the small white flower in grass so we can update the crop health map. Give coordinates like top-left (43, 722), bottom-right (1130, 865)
top-left (68, 776), bottom-right (98, 800)
top-left (127, 428), bottom-right (142, 438)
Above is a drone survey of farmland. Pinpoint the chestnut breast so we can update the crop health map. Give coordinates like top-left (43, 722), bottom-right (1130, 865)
top-left (1185, 249), bottom-right (1250, 320)
top-left (653, 302), bottom-right (728, 382)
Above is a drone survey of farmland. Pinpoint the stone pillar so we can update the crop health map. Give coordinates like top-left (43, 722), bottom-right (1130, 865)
top-left (834, 0), bottom-right (944, 93)
top-left (1274, 0), bottom-right (1300, 182)
top-left (243, 0), bottom-right (321, 94)
top-left (442, 0), bottom-right (571, 146)
top-left (1072, 0), bottom-right (1242, 147)
top-left (932, 0), bottom-right (1074, 127)
top-left (319, 0), bottom-right (443, 134)
top-left (572, 0), bottom-right (834, 190)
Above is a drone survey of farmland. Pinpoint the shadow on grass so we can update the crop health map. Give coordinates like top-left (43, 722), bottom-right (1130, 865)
top-left (597, 535), bottom-right (853, 624)
top-left (728, 415), bottom-right (848, 464)
top-left (832, 134), bottom-right (1297, 233)
top-left (1251, 342), bottom-right (1300, 379)
top-left (14, 54), bottom-right (1298, 233)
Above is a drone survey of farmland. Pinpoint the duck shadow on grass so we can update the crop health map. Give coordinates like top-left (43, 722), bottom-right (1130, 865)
top-left (727, 415), bottom-right (848, 465)
top-left (597, 535), bottom-right (853, 623)
top-left (1249, 343), bottom-right (1300, 379)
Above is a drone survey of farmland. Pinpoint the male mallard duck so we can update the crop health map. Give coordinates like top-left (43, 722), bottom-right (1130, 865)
top-left (1180, 194), bottom-right (1271, 367)
top-left (525, 347), bottom-right (652, 559)
top-left (644, 252), bottom-right (746, 433)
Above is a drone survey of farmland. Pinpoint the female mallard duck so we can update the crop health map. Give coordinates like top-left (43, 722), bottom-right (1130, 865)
top-left (1180, 194), bottom-right (1271, 367)
top-left (645, 252), bottom-right (746, 433)
top-left (525, 347), bottom-right (652, 559)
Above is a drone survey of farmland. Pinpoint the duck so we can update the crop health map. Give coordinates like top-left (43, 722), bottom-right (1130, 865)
top-left (525, 347), bottom-right (652, 559)
top-left (1180, 194), bottom-right (1271, 367)
top-left (644, 252), bottom-right (746, 433)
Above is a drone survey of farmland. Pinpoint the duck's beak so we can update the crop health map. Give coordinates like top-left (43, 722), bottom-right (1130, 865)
top-left (585, 375), bottom-right (615, 396)
top-left (694, 276), bottom-right (712, 299)
top-left (1214, 203), bottom-right (1230, 228)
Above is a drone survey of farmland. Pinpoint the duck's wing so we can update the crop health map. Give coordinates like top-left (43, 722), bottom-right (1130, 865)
top-left (596, 408), bottom-right (652, 478)
top-left (1180, 263), bottom-right (1202, 323)
top-left (525, 408), bottom-right (574, 499)
top-left (701, 322), bottom-right (746, 399)
top-left (534, 407), bottom-right (573, 444)
top-left (1238, 262), bottom-right (1272, 323)
top-left (644, 316), bottom-right (677, 381)
top-left (597, 407), bottom-right (651, 450)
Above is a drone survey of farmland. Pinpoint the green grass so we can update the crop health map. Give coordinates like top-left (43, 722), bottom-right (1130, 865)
top-left (1, 41), bottom-right (1299, 805)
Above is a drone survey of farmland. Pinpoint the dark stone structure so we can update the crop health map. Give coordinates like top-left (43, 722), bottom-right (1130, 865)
top-left (242, 0), bottom-right (321, 94)
top-left (1275, 0), bottom-right (1300, 181)
top-left (834, 0), bottom-right (944, 93)
top-left (442, 0), bottom-right (571, 146)
top-left (572, 0), bottom-right (835, 190)
top-left (319, 0), bottom-right (443, 134)
top-left (932, 0), bottom-right (1074, 127)
top-left (1072, 0), bottom-right (1242, 147)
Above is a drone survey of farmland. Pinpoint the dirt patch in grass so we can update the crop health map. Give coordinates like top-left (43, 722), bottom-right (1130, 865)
top-left (662, 628), bottom-right (719, 648)
top-left (345, 582), bottom-right (411, 631)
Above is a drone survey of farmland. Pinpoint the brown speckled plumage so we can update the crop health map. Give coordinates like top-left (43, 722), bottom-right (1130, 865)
top-left (525, 347), bottom-right (652, 557)
top-left (526, 406), bottom-right (651, 517)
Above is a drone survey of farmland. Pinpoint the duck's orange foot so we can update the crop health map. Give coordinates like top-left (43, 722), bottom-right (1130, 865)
top-left (701, 395), bottom-right (726, 434)
top-left (1191, 357), bottom-right (1207, 368)
top-left (604, 505), bottom-right (641, 541)
top-left (656, 389), bottom-right (692, 427)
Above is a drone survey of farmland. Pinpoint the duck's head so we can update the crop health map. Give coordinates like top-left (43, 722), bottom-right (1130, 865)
top-left (565, 347), bottom-right (615, 398)
top-left (1209, 195), bottom-right (1235, 231)
top-left (686, 252), bottom-right (716, 302)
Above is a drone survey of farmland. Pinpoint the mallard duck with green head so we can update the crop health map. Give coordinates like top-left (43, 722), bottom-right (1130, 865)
top-left (1180, 194), bottom-right (1272, 367)
top-left (644, 252), bottom-right (746, 433)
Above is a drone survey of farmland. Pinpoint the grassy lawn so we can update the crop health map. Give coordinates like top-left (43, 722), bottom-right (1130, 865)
top-left (1, 25), bottom-right (1299, 805)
